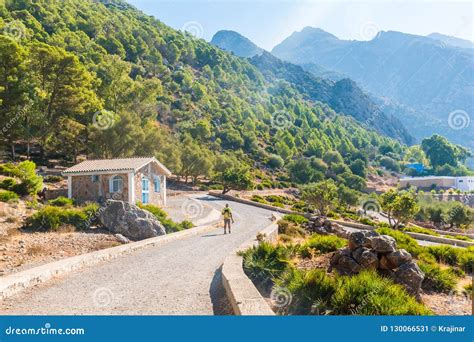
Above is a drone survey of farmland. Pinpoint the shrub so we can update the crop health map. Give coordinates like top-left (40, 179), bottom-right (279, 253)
top-left (282, 214), bottom-right (308, 225)
top-left (26, 205), bottom-right (90, 231)
top-left (426, 245), bottom-right (474, 273)
top-left (277, 267), bottom-right (336, 314)
top-left (300, 234), bottom-right (347, 258)
top-left (402, 226), bottom-right (440, 236)
top-left (241, 242), bottom-right (290, 289)
top-left (251, 195), bottom-right (267, 204)
top-left (359, 217), bottom-right (376, 226)
top-left (138, 203), bottom-right (193, 233)
top-left (418, 260), bottom-right (458, 293)
top-left (0, 190), bottom-right (19, 202)
top-left (48, 196), bottom-right (74, 207)
top-left (43, 175), bottom-right (63, 183)
top-left (0, 178), bottom-right (17, 191)
top-left (331, 270), bottom-right (431, 315)
top-left (0, 161), bottom-right (43, 195)
top-left (277, 219), bottom-right (306, 238)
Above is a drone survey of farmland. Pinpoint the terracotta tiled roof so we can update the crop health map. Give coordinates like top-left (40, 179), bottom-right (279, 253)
top-left (62, 157), bottom-right (171, 176)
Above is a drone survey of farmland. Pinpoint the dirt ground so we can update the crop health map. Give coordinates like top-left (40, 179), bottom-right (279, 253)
top-left (0, 201), bottom-right (122, 276)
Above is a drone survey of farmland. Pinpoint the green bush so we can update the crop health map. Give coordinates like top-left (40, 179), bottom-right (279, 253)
top-left (450, 235), bottom-right (473, 242)
top-left (241, 242), bottom-right (291, 289)
top-left (402, 226), bottom-right (440, 236)
top-left (49, 196), bottom-right (74, 207)
top-left (331, 270), bottom-right (431, 315)
top-left (282, 214), bottom-right (308, 225)
top-left (277, 219), bottom-right (306, 238)
top-left (300, 234), bottom-right (347, 258)
top-left (26, 205), bottom-right (88, 231)
top-left (251, 195), bottom-right (267, 204)
top-left (0, 161), bottom-right (43, 196)
top-left (426, 245), bottom-right (474, 273)
top-left (0, 178), bottom-right (17, 191)
top-left (418, 260), bottom-right (458, 293)
top-left (0, 189), bottom-right (19, 202)
top-left (359, 217), bottom-right (376, 226)
top-left (277, 267), bottom-right (336, 314)
top-left (278, 269), bottom-right (430, 315)
top-left (43, 175), bottom-right (63, 183)
top-left (138, 203), bottom-right (194, 233)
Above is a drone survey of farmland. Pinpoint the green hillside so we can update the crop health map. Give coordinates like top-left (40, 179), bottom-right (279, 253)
top-left (0, 0), bottom-right (404, 190)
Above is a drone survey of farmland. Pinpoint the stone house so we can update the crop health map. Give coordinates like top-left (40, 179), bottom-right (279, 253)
top-left (62, 157), bottom-right (172, 206)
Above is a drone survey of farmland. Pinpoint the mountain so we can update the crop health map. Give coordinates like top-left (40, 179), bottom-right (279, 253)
top-left (210, 30), bottom-right (413, 143)
top-left (0, 0), bottom-right (401, 189)
top-left (428, 33), bottom-right (474, 50)
top-left (249, 52), bottom-right (414, 144)
top-left (272, 27), bottom-right (474, 151)
top-left (211, 30), bottom-right (264, 57)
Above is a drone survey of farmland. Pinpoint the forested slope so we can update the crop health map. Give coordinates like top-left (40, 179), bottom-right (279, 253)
top-left (0, 0), bottom-right (403, 189)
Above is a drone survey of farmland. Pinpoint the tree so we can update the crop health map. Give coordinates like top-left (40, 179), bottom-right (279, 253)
top-left (0, 36), bottom-right (30, 158)
top-left (379, 190), bottom-right (419, 229)
top-left (29, 43), bottom-right (100, 157)
top-left (300, 179), bottom-right (339, 215)
top-left (350, 159), bottom-right (367, 178)
top-left (337, 184), bottom-right (359, 209)
top-left (51, 118), bottom-right (86, 163)
top-left (421, 134), bottom-right (458, 168)
top-left (218, 167), bottom-right (253, 194)
top-left (443, 203), bottom-right (472, 229)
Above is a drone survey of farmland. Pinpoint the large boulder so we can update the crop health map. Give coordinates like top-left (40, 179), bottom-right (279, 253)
top-left (371, 235), bottom-right (397, 253)
top-left (348, 231), bottom-right (377, 250)
top-left (393, 261), bottom-right (425, 297)
top-left (352, 247), bottom-right (379, 269)
top-left (99, 200), bottom-right (166, 240)
top-left (386, 249), bottom-right (412, 268)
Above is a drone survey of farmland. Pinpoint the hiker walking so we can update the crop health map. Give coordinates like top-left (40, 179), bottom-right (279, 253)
top-left (222, 204), bottom-right (234, 234)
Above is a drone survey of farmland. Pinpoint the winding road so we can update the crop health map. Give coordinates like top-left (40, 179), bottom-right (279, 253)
top-left (0, 195), bottom-right (274, 315)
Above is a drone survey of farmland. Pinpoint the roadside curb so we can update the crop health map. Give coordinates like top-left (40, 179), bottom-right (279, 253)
top-left (221, 213), bottom-right (280, 316)
top-left (0, 222), bottom-right (220, 301)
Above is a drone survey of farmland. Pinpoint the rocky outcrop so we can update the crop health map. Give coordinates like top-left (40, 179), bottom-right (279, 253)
top-left (99, 200), bottom-right (166, 240)
top-left (304, 217), bottom-right (349, 238)
top-left (329, 230), bottom-right (424, 297)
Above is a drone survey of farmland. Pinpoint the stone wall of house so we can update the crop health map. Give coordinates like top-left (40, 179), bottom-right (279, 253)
top-left (134, 163), bottom-right (166, 206)
top-left (71, 173), bottom-right (129, 203)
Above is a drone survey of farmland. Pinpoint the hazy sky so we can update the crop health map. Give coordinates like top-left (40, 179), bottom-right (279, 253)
top-left (127, 0), bottom-right (473, 50)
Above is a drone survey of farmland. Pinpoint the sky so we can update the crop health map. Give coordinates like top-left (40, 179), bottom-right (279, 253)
top-left (127, 0), bottom-right (474, 50)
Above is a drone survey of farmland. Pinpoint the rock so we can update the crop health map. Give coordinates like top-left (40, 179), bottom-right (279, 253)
top-left (386, 249), bottom-right (412, 268)
top-left (115, 234), bottom-right (130, 244)
top-left (330, 248), bottom-right (361, 275)
top-left (348, 231), bottom-right (375, 250)
top-left (394, 261), bottom-right (424, 297)
top-left (353, 247), bottom-right (379, 269)
top-left (379, 255), bottom-right (396, 270)
top-left (335, 255), bottom-right (362, 275)
top-left (371, 235), bottom-right (397, 253)
top-left (99, 200), bottom-right (166, 240)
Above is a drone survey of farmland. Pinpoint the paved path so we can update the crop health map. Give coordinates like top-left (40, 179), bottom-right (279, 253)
top-left (0, 196), bottom-right (274, 315)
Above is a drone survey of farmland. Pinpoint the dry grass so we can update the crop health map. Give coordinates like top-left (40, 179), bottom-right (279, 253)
top-left (25, 244), bottom-right (47, 256)
top-left (93, 241), bottom-right (120, 251)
